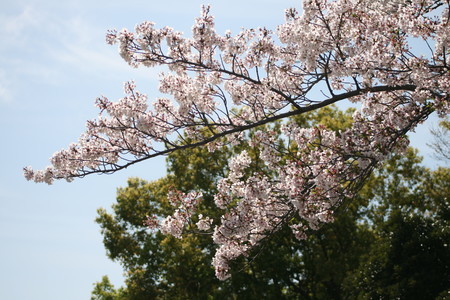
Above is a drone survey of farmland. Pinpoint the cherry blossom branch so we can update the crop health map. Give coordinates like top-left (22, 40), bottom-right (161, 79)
top-left (24, 0), bottom-right (449, 280)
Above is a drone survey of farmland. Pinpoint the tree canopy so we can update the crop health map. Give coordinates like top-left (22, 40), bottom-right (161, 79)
top-left (26, 0), bottom-right (449, 279)
top-left (92, 107), bottom-right (449, 299)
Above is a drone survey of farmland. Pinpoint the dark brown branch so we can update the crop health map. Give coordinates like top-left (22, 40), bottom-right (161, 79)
top-left (66, 83), bottom-right (417, 179)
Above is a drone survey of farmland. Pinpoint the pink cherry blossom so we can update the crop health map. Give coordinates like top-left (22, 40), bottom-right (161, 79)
top-left (26, 0), bottom-right (449, 280)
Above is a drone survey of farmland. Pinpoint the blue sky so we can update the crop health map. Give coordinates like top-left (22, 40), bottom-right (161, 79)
top-left (0, 0), bottom-right (445, 299)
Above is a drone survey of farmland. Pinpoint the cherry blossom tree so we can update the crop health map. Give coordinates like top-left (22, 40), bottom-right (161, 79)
top-left (25, 0), bottom-right (449, 280)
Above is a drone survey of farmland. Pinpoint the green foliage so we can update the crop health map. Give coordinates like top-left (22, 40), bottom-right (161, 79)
top-left (293, 106), bottom-right (355, 132)
top-left (92, 106), bottom-right (450, 299)
top-left (343, 150), bottom-right (450, 299)
top-left (91, 276), bottom-right (126, 300)
top-left (440, 119), bottom-right (450, 131)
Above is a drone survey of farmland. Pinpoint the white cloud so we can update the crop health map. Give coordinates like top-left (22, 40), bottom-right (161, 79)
top-left (0, 1), bottom-right (160, 104)
top-left (0, 5), bottom-right (40, 48)
top-left (49, 17), bottom-right (141, 76)
top-left (0, 0), bottom-right (301, 107)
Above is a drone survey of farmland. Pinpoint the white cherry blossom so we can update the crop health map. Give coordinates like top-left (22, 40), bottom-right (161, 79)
top-left (26, 0), bottom-right (449, 280)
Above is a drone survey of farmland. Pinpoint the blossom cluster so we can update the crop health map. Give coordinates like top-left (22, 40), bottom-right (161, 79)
top-left (26, 0), bottom-right (449, 280)
top-left (145, 190), bottom-right (202, 238)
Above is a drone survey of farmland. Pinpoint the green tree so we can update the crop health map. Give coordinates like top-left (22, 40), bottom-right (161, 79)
top-left (92, 107), bottom-right (450, 299)
top-left (91, 276), bottom-right (126, 300)
top-left (343, 150), bottom-right (450, 299)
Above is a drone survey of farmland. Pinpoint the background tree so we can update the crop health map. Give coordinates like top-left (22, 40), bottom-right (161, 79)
top-left (91, 276), bottom-right (126, 300)
top-left (92, 107), bottom-right (449, 299)
top-left (429, 117), bottom-right (450, 163)
top-left (26, 0), bottom-right (450, 279)
top-left (343, 149), bottom-right (450, 299)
